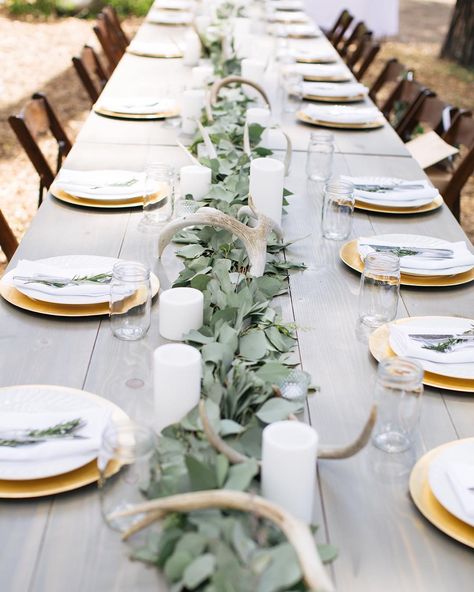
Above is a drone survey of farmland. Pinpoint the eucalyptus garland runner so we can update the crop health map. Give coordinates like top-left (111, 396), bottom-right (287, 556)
top-left (129, 14), bottom-right (338, 592)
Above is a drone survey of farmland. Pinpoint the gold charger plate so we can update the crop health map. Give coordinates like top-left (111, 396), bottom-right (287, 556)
top-left (355, 194), bottom-right (444, 214)
top-left (0, 385), bottom-right (129, 498)
top-left (297, 110), bottom-right (384, 130)
top-left (303, 93), bottom-right (366, 103)
top-left (126, 47), bottom-right (183, 58)
top-left (409, 439), bottom-right (474, 548)
top-left (93, 104), bottom-right (180, 120)
top-left (301, 74), bottom-right (351, 82)
top-left (296, 57), bottom-right (337, 64)
top-left (0, 274), bottom-right (160, 318)
top-left (340, 240), bottom-right (474, 288)
top-left (50, 184), bottom-right (165, 209)
top-left (368, 319), bottom-right (474, 392)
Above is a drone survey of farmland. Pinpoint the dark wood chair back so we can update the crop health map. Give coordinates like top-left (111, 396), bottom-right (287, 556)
top-left (369, 58), bottom-right (408, 104)
top-left (339, 20), bottom-right (369, 57)
top-left (93, 14), bottom-right (123, 74)
top-left (400, 96), bottom-right (459, 142)
top-left (102, 5), bottom-right (129, 50)
top-left (327, 9), bottom-right (354, 46)
top-left (8, 93), bottom-right (72, 204)
top-left (0, 209), bottom-right (18, 261)
top-left (381, 78), bottom-right (434, 134)
top-left (345, 31), bottom-right (380, 81)
top-left (72, 45), bottom-right (109, 104)
top-left (429, 110), bottom-right (474, 220)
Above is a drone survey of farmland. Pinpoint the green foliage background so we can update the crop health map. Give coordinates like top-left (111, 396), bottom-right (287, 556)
top-left (5, 0), bottom-right (153, 17)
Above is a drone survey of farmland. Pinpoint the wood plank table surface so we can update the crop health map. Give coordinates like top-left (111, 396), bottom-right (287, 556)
top-left (0, 11), bottom-right (473, 592)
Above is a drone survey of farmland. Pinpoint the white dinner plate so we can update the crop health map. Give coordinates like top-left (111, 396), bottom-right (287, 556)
top-left (5, 255), bottom-right (117, 305)
top-left (148, 9), bottom-right (193, 24)
top-left (389, 316), bottom-right (474, 380)
top-left (350, 176), bottom-right (437, 208)
top-left (95, 97), bottom-right (178, 116)
top-left (359, 234), bottom-right (474, 277)
top-left (0, 385), bottom-right (128, 481)
top-left (55, 169), bottom-right (149, 201)
top-left (428, 440), bottom-right (474, 527)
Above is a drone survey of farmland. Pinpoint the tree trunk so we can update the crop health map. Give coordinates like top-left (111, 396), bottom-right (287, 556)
top-left (440, 0), bottom-right (474, 68)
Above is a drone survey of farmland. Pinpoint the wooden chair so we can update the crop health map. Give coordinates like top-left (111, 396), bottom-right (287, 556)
top-left (72, 45), bottom-right (109, 104)
top-left (326, 9), bottom-right (354, 47)
top-left (381, 78), bottom-right (434, 136)
top-left (427, 110), bottom-right (474, 221)
top-left (102, 5), bottom-right (129, 50)
top-left (0, 209), bottom-right (18, 261)
top-left (345, 32), bottom-right (380, 81)
top-left (399, 96), bottom-right (459, 142)
top-left (338, 21), bottom-right (370, 57)
top-left (93, 14), bottom-right (124, 75)
top-left (8, 93), bottom-right (72, 205)
top-left (369, 58), bottom-right (409, 105)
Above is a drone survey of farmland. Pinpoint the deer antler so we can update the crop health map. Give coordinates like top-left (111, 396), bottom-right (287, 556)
top-left (206, 76), bottom-right (271, 121)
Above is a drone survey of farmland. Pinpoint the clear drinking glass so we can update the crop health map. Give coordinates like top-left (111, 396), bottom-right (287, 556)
top-left (282, 70), bottom-right (303, 113)
top-left (278, 369), bottom-right (311, 403)
top-left (110, 261), bottom-right (151, 341)
top-left (358, 252), bottom-right (400, 328)
top-left (321, 179), bottom-right (354, 240)
top-left (98, 423), bottom-right (157, 532)
top-left (306, 131), bottom-right (334, 182)
top-left (141, 163), bottom-right (174, 229)
top-left (372, 357), bottom-right (424, 453)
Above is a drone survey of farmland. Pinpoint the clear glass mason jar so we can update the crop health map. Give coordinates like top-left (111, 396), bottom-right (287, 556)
top-left (141, 163), bottom-right (175, 229)
top-left (98, 423), bottom-right (157, 532)
top-left (306, 131), bottom-right (334, 182)
top-left (358, 252), bottom-right (400, 328)
top-left (109, 262), bottom-right (151, 341)
top-left (321, 178), bottom-right (354, 240)
top-left (372, 357), bottom-right (424, 453)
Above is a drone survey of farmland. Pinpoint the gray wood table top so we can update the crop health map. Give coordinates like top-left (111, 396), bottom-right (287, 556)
top-left (0, 15), bottom-right (473, 592)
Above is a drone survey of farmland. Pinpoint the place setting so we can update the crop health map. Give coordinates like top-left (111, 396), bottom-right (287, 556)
top-left (152, 0), bottom-right (196, 11)
top-left (340, 175), bottom-right (444, 214)
top-left (0, 384), bottom-right (129, 498)
top-left (292, 46), bottom-right (338, 64)
top-left (291, 62), bottom-right (352, 81)
top-left (126, 40), bottom-right (183, 59)
top-left (369, 315), bottom-right (474, 392)
top-left (147, 8), bottom-right (194, 25)
top-left (340, 233), bottom-right (474, 287)
top-left (274, 22), bottom-right (321, 38)
top-left (0, 255), bottom-right (160, 317)
top-left (409, 437), bottom-right (474, 548)
top-left (297, 104), bottom-right (385, 129)
top-left (303, 81), bottom-right (369, 102)
top-left (93, 96), bottom-right (179, 120)
top-left (268, 10), bottom-right (312, 24)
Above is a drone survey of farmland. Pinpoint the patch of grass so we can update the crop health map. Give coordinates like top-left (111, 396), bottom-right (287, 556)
top-left (5, 0), bottom-right (153, 17)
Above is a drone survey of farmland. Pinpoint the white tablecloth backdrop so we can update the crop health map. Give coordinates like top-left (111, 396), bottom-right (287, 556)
top-left (304, 0), bottom-right (399, 38)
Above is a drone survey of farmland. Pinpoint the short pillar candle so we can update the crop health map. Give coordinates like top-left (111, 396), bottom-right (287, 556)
top-left (241, 58), bottom-right (266, 99)
top-left (153, 343), bottom-right (202, 432)
top-left (181, 89), bottom-right (205, 135)
top-left (249, 157), bottom-right (284, 226)
top-left (179, 165), bottom-right (212, 200)
top-left (246, 107), bottom-right (272, 127)
top-left (159, 287), bottom-right (204, 341)
top-left (261, 420), bottom-right (318, 524)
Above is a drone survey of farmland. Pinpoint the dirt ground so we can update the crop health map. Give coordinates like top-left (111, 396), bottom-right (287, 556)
top-left (0, 0), bottom-right (473, 271)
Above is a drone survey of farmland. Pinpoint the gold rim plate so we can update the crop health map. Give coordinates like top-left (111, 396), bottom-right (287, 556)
top-left (93, 105), bottom-right (180, 120)
top-left (50, 184), bottom-right (165, 209)
top-left (368, 318), bottom-right (474, 392)
top-left (126, 48), bottom-right (183, 59)
top-left (296, 57), bottom-right (337, 64)
top-left (355, 194), bottom-right (444, 214)
top-left (409, 439), bottom-right (474, 548)
top-left (0, 274), bottom-right (160, 317)
top-left (0, 385), bottom-right (129, 498)
top-left (303, 93), bottom-right (366, 103)
top-left (297, 110), bottom-right (384, 130)
top-left (302, 75), bottom-right (351, 82)
top-left (340, 240), bottom-right (474, 287)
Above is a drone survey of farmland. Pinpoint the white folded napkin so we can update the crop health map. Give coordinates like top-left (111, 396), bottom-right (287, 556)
top-left (278, 23), bottom-right (320, 37)
top-left (390, 324), bottom-right (474, 365)
top-left (342, 177), bottom-right (438, 204)
top-left (55, 169), bottom-right (147, 198)
top-left (153, 0), bottom-right (195, 9)
top-left (271, 0), bottom-right (304, 8)
top-left (294, 63), bottom-right (349, 78)
top-left (303, 82), bottom-right (368, 98)
top-left (358, 237), bottom-right (474, 271)
top-left (294, 48), bottom-right (336, 62)
top-left (128, 41), bottom-right (182, 57)
top-left (12, 259), bottom-right (115, 300)
top-left (0, 408), bottom-right (110, 463)
top-left (148, 9), bottom-right (193, 23)
top-left (303, 104), bottom-right (380, 124)
top-left (271, 11), bottom-right (310, 23)
top-left (447, 462), bottom-right (474, 518)
top-left (97, 97), bottom-right (177, 115)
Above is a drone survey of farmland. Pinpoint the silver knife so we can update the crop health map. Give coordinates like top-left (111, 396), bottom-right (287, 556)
top-left (409, 334), bottom-right (474, 342)
top-left (13, 275), bottom-right (112, 286)
top-left (354, 183), bottom-right (425, 191)
top-left (367, 245), bottom-right (454, 258)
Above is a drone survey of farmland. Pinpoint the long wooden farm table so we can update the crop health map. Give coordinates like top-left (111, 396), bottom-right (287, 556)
top-left (0, 14), bottom-right (472, 592)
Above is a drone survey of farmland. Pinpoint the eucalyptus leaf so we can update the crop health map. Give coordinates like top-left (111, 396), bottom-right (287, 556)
top-left (223, 459), bottom-right (259, 491)
top-left (183, 553), bottom-right (216, 590)
top-left (239, 331), bottom-right (268, 361)
top-left (256, 398), bottom-right (303, 424)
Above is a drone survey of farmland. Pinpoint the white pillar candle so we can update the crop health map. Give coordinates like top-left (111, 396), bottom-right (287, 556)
top-left (191, 65), bottom-right (214, 89)
top-left (159, 287), bottom-right (204, 340)
top-left (183, 31), bottom-right (201, 67)
top-left (261, 421), bottom-right (318, 524)
top-left (261, 128), bottom-right (288, 150)
top-left (180, 164), bottom-right (212, 200)
top-left (249, 157), bottom-right (284, 226)
top-left (153, 343), bottom-right (202, 432)
top-left (246, 107), bottom-right (272, 127)
top-left (181, 89), bottom-right (205, 135)
top-left (241, 58), bottom-right (266, 100)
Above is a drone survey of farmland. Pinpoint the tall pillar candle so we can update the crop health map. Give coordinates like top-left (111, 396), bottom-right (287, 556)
top-left (179, 165), bottom-right (212, 200)
top-left (246, 107), bottom-right (272, 127)
top-left (261, 421), bottom-right (318, 523)
top-left (241, 59), bottom-right (266, 100)
top-left (183, 31), bottom-right (201, 66)
top-left (153, 343), bottom-right (202, 432)
top-left (159, 287), bottom-right (204, 341)
top-left (191, 65), bottom-right (214, 89)
top-left (181, 89), bottom-right (205, 135)
top-left (249, 157), bottom-right (284, 226)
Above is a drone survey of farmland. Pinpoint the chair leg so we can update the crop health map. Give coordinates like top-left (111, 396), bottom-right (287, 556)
top-left (38, 180), bottom-right (44, 207)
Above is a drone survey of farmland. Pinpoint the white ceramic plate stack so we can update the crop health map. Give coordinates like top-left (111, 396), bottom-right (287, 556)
top-left (298, 104), bottom-right (384, 129)
top-left (303, 81), bottom-right (368, 102)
